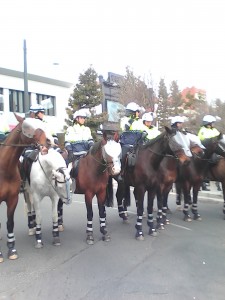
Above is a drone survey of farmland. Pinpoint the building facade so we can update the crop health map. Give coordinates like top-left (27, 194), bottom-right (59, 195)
top-left (0, 67), bottom-right (73, 131)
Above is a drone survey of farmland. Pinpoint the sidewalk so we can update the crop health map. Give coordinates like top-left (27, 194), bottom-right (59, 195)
top-left (170, 181), bottom-right (223, 200)
top-left (198, 182), bottom-right (223, 200)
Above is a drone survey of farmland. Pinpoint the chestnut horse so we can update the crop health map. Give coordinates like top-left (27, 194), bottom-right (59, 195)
top-left (109, 127), bottom-right (193, 240)
top-left (0, 115), bottom-right (47, 262)
top-left (58, 133), bottom-right (121, 244)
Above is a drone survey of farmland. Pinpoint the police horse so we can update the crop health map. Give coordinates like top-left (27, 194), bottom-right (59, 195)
top-left (174, 133), bottom-right (225, 221)
top-left (0, 116), bottom-right (48, 262)
top-left (58, 133), bottom-right (121, 244)
top-left (108, 128), bottom-right (193, 240)
top-left (22, 148), bottom-right (71, 248)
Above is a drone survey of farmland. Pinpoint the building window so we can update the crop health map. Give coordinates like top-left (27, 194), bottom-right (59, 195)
top-left (36, 94), bottom-right (56, 116)
top-left (9, 89), bottom-right (31, 113)
top-left (0, 88), bottom-right (3, 111)
top-left (106, 100), bottom-right (124, 122)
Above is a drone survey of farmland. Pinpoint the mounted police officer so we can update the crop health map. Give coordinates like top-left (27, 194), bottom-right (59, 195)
top-left (120, 102), bottom-right (145, 132)
top-left (198, 115), bottom-right (220, 191)
top-left (65, 108), bottom-right (94, 163)
top-left (171, 115), bottom-right (186, 132)
top-left (29, 104), bottom-right (46, 121)
top-left (198, 115), bottom-right (220, 141)
top-left (142, 112), bottom-right (161, 139)
top-left (119, 102), bottom-right (147, 180)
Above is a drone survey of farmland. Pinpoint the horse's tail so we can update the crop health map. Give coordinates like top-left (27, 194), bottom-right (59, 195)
top-left (105, 176), bottom-right (114, 207)
top-left (124, 184), bottom-right (131, 207)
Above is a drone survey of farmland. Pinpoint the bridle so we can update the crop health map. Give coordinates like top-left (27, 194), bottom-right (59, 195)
top-left (37, 155), bottom-right (71, 205)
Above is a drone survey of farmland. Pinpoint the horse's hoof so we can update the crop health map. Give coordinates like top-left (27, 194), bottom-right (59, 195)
top-left (157, 224), bottom-right (165, 230)
top-left (149, 230), bottom-right (158, 237)
top-left (58, 224), bottom-right (64, 232)
top-left (184, 215), bottom-right (192, 222)
top-left (193, 214), bottom-right (202, 221)
top-left (86, 234), bottom-right (94, 245)
top-left (53, 237), bottom-right (61, 246)
top-left (28, 228), bottom-right (35, 236)
top-left (0, 254), bottom-right (4, 263)
top-left (35, 242), bottom-right (43, 249)
top-left (8, 249), bottom-right (18, 260)
top-left (136, 234), bottom-right (145, 241)
top-left (123, 218), bottom-right (129, 224)
top-left (164, 219), bottom-right (170, 225)
top-left (102, 234), bottom-right (111, 242)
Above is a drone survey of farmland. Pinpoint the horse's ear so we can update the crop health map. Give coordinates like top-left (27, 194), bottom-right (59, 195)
top-left (164, 126), bottom-right (172, 134)
top-left (218, 132), bottom-right (223, 140)
top-left (102, 131), bottom-right (107, 141)
top-left (14, 113), bottom-right (25, 123)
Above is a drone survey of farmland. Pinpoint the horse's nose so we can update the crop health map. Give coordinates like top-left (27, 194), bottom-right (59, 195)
top-left (111, 166), bottom-right (121, 176)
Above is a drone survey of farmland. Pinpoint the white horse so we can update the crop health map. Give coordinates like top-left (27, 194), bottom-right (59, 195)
top-left (23, 148), bottom-right (72, 248)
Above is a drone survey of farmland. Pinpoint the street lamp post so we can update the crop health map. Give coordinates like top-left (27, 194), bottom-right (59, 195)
top-left (23, 39), bottom-right (29, 114)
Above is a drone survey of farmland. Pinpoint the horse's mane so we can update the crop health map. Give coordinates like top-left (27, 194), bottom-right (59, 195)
top-left (141, 131), bottom-right (165, 149)
top-left (90, 140), bottom-right (102, 155)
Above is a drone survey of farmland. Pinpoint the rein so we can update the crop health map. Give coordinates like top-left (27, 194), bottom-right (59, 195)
top-left (146, 147), bottom-right (179, 159)
top-left (0, 142), bottom-right (39, 147)
top-left (37, 155), bottom-right (71, 204)
top-left (91, 145), bottom-right (113, 172)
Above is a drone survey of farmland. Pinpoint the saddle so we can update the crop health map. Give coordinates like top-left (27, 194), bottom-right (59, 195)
top-left (21, 150), bottom-right (39, 184)
top-left (208, 153), bottom-right (222, 166)
top-left (120, 131), bottom-right (145, 168)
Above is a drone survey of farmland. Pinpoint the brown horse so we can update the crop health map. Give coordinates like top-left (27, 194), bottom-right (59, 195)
top-left (173, 134), bottom-right (225, 221)
top-left (58, 133), bottom-right (122, 244)
top-left (109, 128), bottom-right (193, 240)
top-left (0, 115), bottom-right (47, 262)
top-left (207, 157), bottom-right (225, 219)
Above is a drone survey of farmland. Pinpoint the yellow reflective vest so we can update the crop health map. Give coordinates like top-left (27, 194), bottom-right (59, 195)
top-left (65, 123), bottom-right (93, 142)
top-left (198, 126), bottom-right (220, 141)
top-left (144, 125), bottom-right (161, 140)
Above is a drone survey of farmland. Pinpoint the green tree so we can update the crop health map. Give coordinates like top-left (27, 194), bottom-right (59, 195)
top-left (157, 78), bottom-right (170, 130)
top-left (169, 80), bottom-right (183, 115)
top-left (65, 66), bottom-right (105, 139)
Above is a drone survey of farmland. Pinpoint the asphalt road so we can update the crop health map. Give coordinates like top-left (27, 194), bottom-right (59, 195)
top-left (0, 191), bottom-right (225, 300)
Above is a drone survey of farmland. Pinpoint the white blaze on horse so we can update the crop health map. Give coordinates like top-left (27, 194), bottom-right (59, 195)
top-left (23, 148), bottom-right (72, 248)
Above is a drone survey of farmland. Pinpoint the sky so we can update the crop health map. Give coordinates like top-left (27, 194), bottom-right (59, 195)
top-left (1, 0), bottom-right (225, 101)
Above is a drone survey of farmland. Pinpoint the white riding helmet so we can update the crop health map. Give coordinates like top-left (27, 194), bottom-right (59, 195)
top-left (30, 104), bottom-right (45, 113)
top-left (73, 108), bottom-right (90, 119)
top-left (202, 115), bottom-right (216, 124)
top-left (171, 116), bottom-right (184, 125)
top-left (142, 112), bottom-right (153, 122)
top-left (126, 102), bottom-right (141, 112)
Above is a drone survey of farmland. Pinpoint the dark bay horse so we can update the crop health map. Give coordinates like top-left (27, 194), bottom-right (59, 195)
top-left (206, 156), bottom-right (225, 219)
top-left (0, 116), bottom-right (47, 262)
top-left (173, 133), bottom-right (225, 221)
top-left (58, 134), bottom-right (121, 244)
top-left (112, 127), bottom-right (192, 240)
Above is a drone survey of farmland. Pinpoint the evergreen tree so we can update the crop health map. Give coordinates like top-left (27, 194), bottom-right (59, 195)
top-left (65, 66), bottom-right (105, 139)
top-left (157, 78), bottom-right (170, 130)
top-left (169, 80), bottom-right (183, 115)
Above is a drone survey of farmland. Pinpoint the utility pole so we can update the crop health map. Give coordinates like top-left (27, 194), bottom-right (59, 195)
top-left (23, 39), bottom-right (29, 113)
